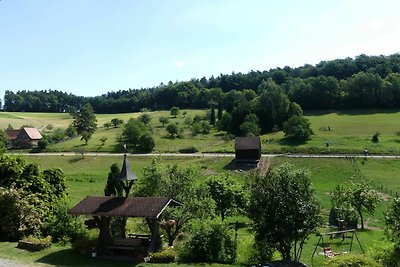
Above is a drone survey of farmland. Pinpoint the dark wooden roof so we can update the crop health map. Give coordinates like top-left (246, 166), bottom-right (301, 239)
top-left (70, 196), bottom-right (182, 218)
top-left (116, 154), bottom-right (137, 181)
top-left (235, 136), bottom-right (261, 150)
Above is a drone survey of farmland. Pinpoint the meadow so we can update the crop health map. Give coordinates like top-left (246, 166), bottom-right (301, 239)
top-left (2, 109), bottom-right (400, 154)
top-left (0, 154), bottom-right (398, 266)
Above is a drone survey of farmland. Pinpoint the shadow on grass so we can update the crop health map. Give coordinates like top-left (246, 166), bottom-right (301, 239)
top-left (35, 248), bottom-right (138, 267)
top-left (277, 138), bottom-right (307, 146)
top-left (306, 109), bottom-right (400, 116)
top-left (68, 156), bottom-right (84, 163)
top-left (223, 159), bottom-right (258, 171)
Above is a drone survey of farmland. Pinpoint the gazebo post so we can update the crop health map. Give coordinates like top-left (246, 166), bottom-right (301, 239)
top-left (93, 216), bottom-right (112, 253)
top-left (146, 218), bottom-right (162, 252)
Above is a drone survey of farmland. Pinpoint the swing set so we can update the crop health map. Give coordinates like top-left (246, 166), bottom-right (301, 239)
top-left (311, 229), bottom-right (364, 260)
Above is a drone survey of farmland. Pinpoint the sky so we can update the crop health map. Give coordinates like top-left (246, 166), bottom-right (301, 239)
top-left (1, 0), bottom-right (400, 98)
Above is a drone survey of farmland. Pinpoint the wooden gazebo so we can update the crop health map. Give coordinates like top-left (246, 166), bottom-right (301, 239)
top-left (70, 196), bottom-right (182, 253)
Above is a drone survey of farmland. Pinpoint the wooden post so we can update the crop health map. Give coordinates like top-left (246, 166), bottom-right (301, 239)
top-left (146, 218), bottom-right (161, 252)
top-left (94, 216), bottom-right (112, 254)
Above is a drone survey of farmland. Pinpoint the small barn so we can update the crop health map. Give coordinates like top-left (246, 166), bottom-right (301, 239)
top-left (5, 127), bottom-right (42, 146)
top-left (235, 136), bottom-right (261, 163)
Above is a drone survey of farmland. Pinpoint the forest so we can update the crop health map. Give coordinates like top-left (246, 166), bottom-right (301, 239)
top-left (4, 53), bottom-right (400, 114)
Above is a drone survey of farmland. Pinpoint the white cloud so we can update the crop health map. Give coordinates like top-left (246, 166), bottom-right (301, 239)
top-left (173, 61), bottom-right (185, 68)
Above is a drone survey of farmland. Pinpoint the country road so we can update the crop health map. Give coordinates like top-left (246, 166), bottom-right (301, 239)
top-left (7, 152), bottom-right (400, 159)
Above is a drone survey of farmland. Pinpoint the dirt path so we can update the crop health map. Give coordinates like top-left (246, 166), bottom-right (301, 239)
top-left (259, 156), bottom-right (271, 177)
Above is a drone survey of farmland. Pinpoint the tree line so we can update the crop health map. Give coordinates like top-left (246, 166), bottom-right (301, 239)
top-left (4, 53), bottom-right (400, 114)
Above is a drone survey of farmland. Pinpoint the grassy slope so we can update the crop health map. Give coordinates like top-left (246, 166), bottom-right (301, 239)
top-left (3, 109), bottom-right (400, 154)
top-left (0, 155), bottom-right (397, 266)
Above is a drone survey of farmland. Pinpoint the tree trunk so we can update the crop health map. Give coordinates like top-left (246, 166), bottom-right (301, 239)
top-left (358, 208), bottom-right (364, 229)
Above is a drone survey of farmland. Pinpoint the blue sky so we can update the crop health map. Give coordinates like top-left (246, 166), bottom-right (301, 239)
top-left (1, 0), bottom-right (400, 98)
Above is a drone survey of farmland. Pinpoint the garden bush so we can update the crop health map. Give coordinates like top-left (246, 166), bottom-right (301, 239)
top-left (178, 218), bottom-right (236, 263)
top-left (0, 186), bottom-right (42, 241)
top-left (72, 232), bottom-right (97, 254)
top-left (324, 254), bottom-right (381, 267)
top-left (149, 247), bottom-right (176, 263)
top-left (43, 201), bottom-right (86, 242)
top-left (370, 241), bottom-right (400, 267)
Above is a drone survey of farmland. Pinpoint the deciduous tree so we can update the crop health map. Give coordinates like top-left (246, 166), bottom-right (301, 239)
top-left (248, 163), bottom-right (321, 261)
top-left (332, 180), bottom-right (380, 230)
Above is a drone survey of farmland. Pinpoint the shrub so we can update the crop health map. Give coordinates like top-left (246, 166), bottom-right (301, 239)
top-left (370, 241), bottom-right (400, 267)
top-left (149, 247), bottom-right (176, 263)
top-left (179, 146), bottom-right (198, 153)
top-left (43, 202), bottom-right (86, 242)
top-left (38, 139), bottom-right (49, 150)
top-left (0, 187), bottom-right (42, 241)
top-left (138, 133), bottom-right (155, 153)
top-left (178, 219), bottom-right (236, 263)
top-left (372, 131), bottom-right (380, 143)
top-left (324, 254), bottom-right (381, 267)
top-left (166, 123), bottom-right (179, 137)
top-left (72, 232), bottom-right (97, 254)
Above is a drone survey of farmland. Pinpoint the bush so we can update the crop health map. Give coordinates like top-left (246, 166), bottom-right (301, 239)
top-left (138, 133), bottom-right (155, 153)
top-left (370, 241), bottom-right (400, 267)
top-left (372, 131), bottom-right (380, 143)
top-left (0, 187), bottom-right (42, 241)
top-left (72, 232), bottom-right (97, 254)
top-left (178, 219), bottom-right (236, 263)
top-left (43, 202), bottom-right (86, 242)
top-left (38, 139), bottom-right (49, 150)
top-left (179, 146), bottom-right (198, 153)
top-left (149, 247), bottom-right (176, 263)
top-left (324, 254), bottom-right (381, 267)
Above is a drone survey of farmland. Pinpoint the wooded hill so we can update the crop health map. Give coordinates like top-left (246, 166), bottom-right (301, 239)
top-left (4, 53), bottom-right (400, 113)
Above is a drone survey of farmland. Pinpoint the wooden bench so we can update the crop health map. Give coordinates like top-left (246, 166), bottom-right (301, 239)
top-left (107, 238), bottom-right (143, 254)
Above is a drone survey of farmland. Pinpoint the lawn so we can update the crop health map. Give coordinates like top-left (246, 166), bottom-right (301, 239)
top-left (0, 155), bottom-right (397, 266)
top-left (3, 109), bottom-right (400, 154)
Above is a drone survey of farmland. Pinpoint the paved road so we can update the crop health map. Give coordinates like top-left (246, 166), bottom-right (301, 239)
top-left (7, 152), bottom-right (400, 159)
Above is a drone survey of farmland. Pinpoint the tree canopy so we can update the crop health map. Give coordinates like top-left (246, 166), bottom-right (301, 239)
top-left (5, 54), bottom-right (400, 114)
top-left (248, 163), bottom-right (321, 261)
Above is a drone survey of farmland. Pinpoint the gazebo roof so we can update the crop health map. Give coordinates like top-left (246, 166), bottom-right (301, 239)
top-left (70, 196), bottom-right (182, 218)
top-left (116, 154), bottom-right (137, 181)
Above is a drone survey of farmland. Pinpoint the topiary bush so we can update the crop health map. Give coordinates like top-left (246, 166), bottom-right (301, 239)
top-left (324, 254), bottom-right (381, 267)
top-left (149, 247), bottom-right (176, 263)
top-left (178, 218), bottom-right (236, 264)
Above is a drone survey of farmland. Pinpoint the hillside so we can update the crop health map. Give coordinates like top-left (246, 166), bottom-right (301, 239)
top-left (3, 109), bottom-right (400, 154)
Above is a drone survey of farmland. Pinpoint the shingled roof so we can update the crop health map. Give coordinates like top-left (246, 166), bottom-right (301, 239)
top-left (21, 127), bottom-right (42, 140)
top-left (235, 136), bottom-right (261, 150)
top-left (70, 196), bottom-right (182, 218)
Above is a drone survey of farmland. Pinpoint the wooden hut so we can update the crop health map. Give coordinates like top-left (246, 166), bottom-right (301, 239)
top-left (235, 136), bottom-right (261, 163)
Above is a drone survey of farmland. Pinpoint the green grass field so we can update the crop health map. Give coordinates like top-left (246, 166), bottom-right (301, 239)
top-left (2, 109), bottom-right (400, 154)
top-left (0, 155), bottom-right (398, 266)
